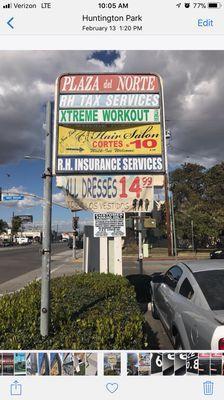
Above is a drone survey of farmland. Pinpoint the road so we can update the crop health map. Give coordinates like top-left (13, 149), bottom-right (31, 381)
top-left (0, 242), bottom-right (69, 284)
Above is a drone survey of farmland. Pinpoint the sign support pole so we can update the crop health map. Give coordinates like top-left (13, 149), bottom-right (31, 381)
top-left (138, 212), bottom-right (143, 274)
top-left (40, 101), bottom-right (53, 338)
top-left (114, 237), bottom-right (123, 275)
top-left (72, 211), bottom-right (76, 259)
top-left (99, 237), bottom-right (108, 273)
top-left (170, 192), bottom-right (177, 257)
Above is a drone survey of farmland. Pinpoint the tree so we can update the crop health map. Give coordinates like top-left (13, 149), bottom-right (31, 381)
top-left (170, 162), bottom-right (224, 247)
top-left (12, 216), bottom-right (22, 234)
top-left (0, 219), bottom-right (8, 233)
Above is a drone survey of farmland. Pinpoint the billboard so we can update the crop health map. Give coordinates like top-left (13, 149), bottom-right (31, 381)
top-left (15, 215), bottom-right (33, 223)
top-left (57, 174), bottom-right (164, 213)
top-left (54, 73), bottom-right (165, 175)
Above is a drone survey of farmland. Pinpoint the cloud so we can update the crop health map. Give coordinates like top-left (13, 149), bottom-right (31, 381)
top-left (0, 50), bottom-right (224, 168)
top-left (52, 191), bottom-right (66, 206)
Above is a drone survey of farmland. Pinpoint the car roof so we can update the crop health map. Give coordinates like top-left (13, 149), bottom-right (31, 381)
top-left (178, 260), bottom-right (224, 273)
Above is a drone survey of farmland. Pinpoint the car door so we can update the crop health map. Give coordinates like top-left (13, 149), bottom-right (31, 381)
top-left (176, 277), bottom-right (214, 349)
top-left (155, 265), bottom-right (183, 333)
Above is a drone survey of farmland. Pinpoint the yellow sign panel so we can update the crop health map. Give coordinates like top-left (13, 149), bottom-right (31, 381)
top-left (58, 124), bottom-right (162, 157)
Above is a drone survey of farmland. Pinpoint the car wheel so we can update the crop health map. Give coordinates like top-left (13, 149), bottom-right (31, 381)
top-left (151, 298), bottom-right (159, 320)
top-left (174, 332), bottom-right (184, 350)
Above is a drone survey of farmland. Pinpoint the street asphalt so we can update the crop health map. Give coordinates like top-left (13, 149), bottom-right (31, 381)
top-left (0, 242), bottom-right (71, 284)
top-left (0, 243), bottom-right (83, 295)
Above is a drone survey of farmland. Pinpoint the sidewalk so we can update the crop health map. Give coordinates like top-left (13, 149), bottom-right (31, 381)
top-left (0, 249), bottom-right (83, 295)
top-left (123, 250), bottom-right (210, 261)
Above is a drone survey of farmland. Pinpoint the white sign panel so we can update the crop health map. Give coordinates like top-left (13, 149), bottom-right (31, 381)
top-left (59, 93), bottom-right (160, 108)
top-left (94, 213), bottom-right (126, 238)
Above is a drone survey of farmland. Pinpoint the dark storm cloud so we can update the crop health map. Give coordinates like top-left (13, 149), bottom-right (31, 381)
top-left (0, 51), bottom-right (103, 164)
top-left (122, 51), bottom-right (224, 166)
top-left (0, 50), bottom-right (223, 166)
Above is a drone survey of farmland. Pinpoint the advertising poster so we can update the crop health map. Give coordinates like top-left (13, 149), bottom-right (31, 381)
top-left (57, 174), bottom-right (164, 213)
top-left (58, 124), bottom-right (162, 157)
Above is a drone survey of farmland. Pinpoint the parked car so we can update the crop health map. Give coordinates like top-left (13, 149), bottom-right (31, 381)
top-left (16, 237), bottom-right (30, 245)
top-left (0, 239), bottom-right (13, 247)
top-left (150, 260), bottom-right (224, 350)
top-left (210, 249), bottom-right (224, 259)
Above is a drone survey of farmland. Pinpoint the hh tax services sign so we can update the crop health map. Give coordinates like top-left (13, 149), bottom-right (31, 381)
top-left (53, 73), bottom-right (166, 175)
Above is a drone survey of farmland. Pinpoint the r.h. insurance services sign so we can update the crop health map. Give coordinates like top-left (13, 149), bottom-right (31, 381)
top-left (53, 73), bottom-right (165, 175)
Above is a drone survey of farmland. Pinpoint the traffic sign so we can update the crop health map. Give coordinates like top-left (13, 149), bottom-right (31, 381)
top-left (2, 195), bottom-right (24, 201)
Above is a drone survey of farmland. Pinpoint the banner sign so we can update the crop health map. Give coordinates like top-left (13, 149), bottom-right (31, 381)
top-left (94, 213), bottom-right (126, 237)
top-left (57, 156), bottom-right (163, 174)
top-left (54, 73), bottom-right (165, 175)
top-left (57, 174), bottom-right (164, 213)
top-left (60, 74), bottom-right (159, 93)
top-left (58, 124), bottom-right (162, 157)
top-left (59, 108), bottom-right (160, 124)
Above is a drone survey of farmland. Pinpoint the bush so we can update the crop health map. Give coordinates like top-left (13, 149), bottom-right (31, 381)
top-left (0, 273), bottom-right (145, 350)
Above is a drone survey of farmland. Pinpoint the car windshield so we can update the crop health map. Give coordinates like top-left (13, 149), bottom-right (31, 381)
top-left (194, 270), bottom-right (224, 310)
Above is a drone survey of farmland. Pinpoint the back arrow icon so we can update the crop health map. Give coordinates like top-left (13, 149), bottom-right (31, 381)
top-left (7, 17), bottom-right (14, 29)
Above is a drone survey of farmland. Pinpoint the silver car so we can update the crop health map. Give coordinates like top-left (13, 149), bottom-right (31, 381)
top-left (150, 260), bottom-right (224, 350)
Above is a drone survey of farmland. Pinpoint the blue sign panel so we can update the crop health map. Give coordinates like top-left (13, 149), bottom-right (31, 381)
top-left (3, 195), bottom-right (24, 201)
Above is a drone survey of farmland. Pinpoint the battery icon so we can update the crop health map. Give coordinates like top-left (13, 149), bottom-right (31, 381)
top-left (208, 2), bottom-right (222, 7)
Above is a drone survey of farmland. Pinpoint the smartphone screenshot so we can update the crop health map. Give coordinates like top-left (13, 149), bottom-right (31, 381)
top-left (0, 0), bottom-right (224, 399)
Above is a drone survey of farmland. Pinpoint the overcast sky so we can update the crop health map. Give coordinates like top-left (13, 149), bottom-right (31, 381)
top-left (0, 50), bottom-right (223, 226)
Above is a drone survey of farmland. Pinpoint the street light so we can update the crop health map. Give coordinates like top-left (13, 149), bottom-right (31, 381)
top-left (24, 155), bottom-right (45, 161)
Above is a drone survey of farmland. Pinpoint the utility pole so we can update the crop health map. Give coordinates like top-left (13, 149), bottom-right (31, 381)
top-left (138, 212), bottom-right (143, 274)
top-left (164, 127), bottom-right (173, 256)
top-left (164, 174), bottom-right (173, 256)
top-left (170, 193), bottom-right (177, 257)
top-left (73, 231), bottom-right (76, 259)
top-left (72, 213), bottom-right (79, 259)
top-left (40, 101), bottom-right (53, 337)
top-left (191, 220), bottom-right (195, 252)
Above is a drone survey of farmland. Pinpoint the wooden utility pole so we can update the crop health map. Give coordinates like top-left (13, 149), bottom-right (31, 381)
top-left (164, 173), bottom-right (173, 256)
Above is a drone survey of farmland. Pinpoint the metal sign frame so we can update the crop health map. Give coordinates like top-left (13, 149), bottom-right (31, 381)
top-left (53, 72), bottom-right (166, 176)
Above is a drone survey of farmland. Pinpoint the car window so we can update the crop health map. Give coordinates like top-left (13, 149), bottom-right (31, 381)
top-left (194, 270), bottom-right (224, 310)
top-left (164, 266), bottom-right (183, 291)
top-left (179, 278), bottom-right (194, 300)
